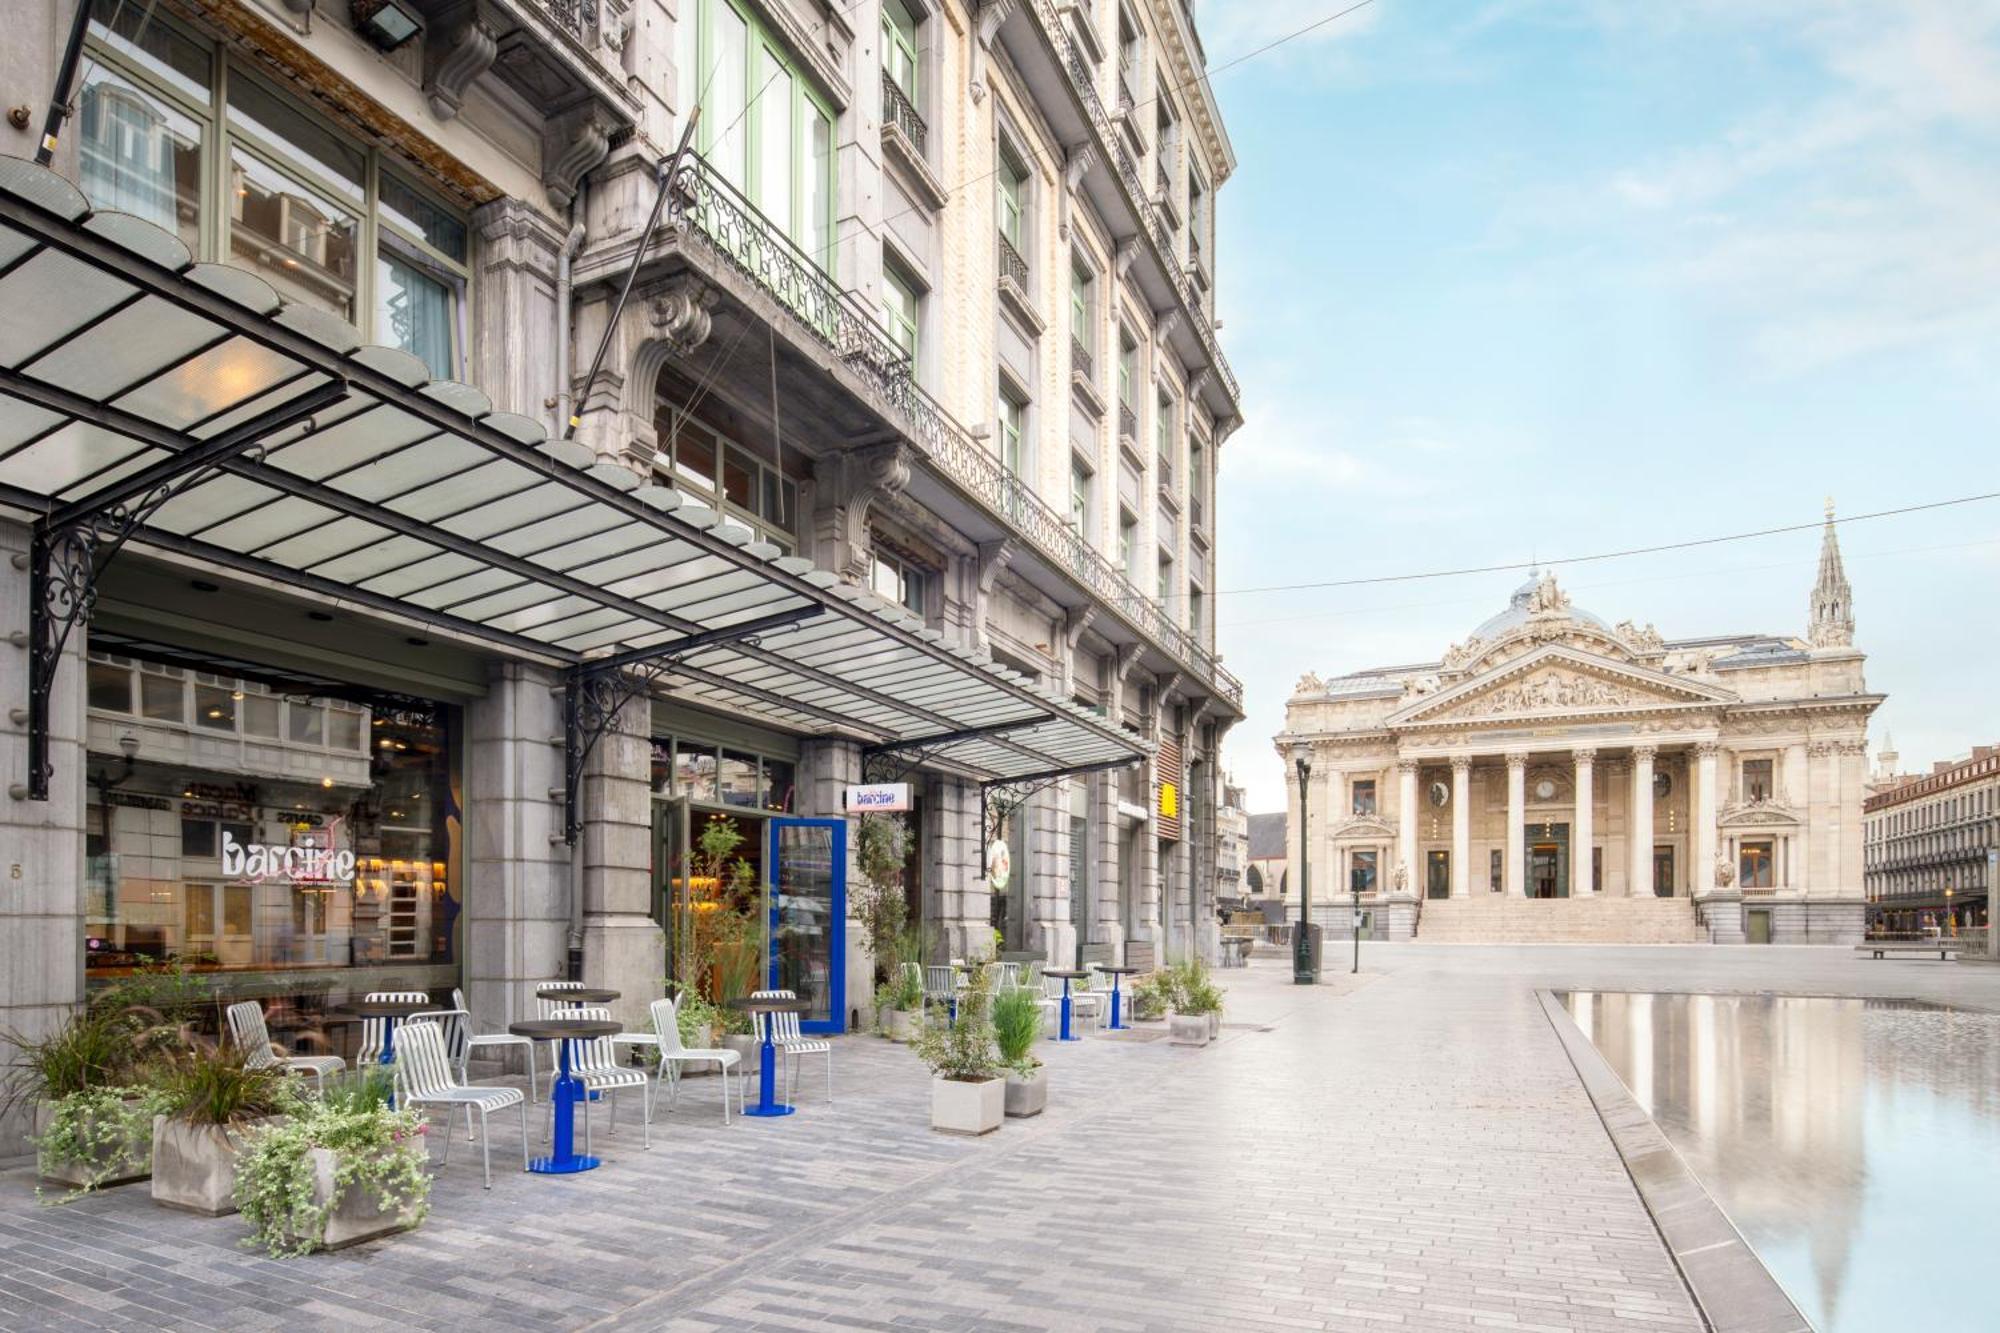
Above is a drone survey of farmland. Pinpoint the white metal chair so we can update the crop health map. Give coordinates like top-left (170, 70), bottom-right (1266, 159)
top-left (226, 1000), bottom-right (345, 1093)
top-left (922, 966), bottom-right (958, 1021)
top-left (751, 988), bottom-right (832, 1106)
top-left (1044, 974), bottom-right (1103, 1032)
top-left (392, 1020), bottom-right (527, 1189)
top-left (534, 980), bottom-right (585, 1080)
top-left (550, 1006), bottom-right (650, 1150)
top-left (644, 996), bottom-right (741, 1121)
top-left (992, 961), bottom-right (1022, 991)
top-left (356, 990), bottom-right (431, 1068)
top-left (452, 988), bottom-right (540, 1102)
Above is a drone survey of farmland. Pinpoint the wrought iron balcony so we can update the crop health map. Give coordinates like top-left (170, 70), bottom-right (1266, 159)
top-left (1043, 3), bottom-right (1239, 409)
top-left (1071, 335), bottom-right (1094, 382)
top-left (1118, 70), bottom-right (1136, 112)
top-left (997, 232), bottom-right (1030, 291)
top-left (881, 70), bottom-right (927, 157)
top-left (1157, 158), bottom-right (1171, 197)
top-left (670, 154), bottom-right (1240, 704)
top-left (537, 0), bottom-right (596, 39)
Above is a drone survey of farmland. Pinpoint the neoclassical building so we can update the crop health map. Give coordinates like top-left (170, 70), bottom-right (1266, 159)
top-left (1275, 513), bottom-right (1882, 944)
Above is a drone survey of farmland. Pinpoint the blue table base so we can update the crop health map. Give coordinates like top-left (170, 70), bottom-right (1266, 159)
top-left (1107, 983), bottom-right (1126, 1031)
top-left (532, 1042), bottom-right (600, 1173)
top-left (1058, 987), bottom-right (1081, 1042)
top-left (743, 1033), bottom-right (795, 1117)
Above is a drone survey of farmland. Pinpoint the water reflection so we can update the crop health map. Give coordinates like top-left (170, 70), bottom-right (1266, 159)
top-left (1563, 991), bottom-right (2000, 1333)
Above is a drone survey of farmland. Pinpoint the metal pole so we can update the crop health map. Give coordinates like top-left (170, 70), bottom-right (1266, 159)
top-left (33, 0), bottom-right (93, 166)
top-left (1352, 883), bottom-right (1361, 974)
top-left (1294, 757), bottom-right (1315, 984)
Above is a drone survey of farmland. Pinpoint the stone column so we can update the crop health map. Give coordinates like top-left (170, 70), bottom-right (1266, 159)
top-left (1450, 756), bottom-right (1472, 897)
top-left (1029, 784), bottom-right (1074, 966)
top-left (1504, 753), bottom-right (1527, 896)
top-left (1693, 742), bottom-right (1720, 899)
top-left (1630, 745), bottom-right (1657, 898)
top-left (1396, 760), bottom-right (1419, 898)
top-left (579, 690), bottom-right (660, 1033)
top-left (1573, 748), bottom-right (1596, 896)
top-left (922, 775), bottom-right (983, 960)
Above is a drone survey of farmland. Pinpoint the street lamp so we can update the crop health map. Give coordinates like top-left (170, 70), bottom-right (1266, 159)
top-left (1294, 753), bottom-right (1317, 984)
top-left (1352, 860), bottom-right (1363, 975)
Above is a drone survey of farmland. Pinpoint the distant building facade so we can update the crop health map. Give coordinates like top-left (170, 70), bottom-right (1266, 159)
top-left (1216, 778), bottom-right (1249, 906)
top-left (1275, 511), bottom-right (1882, 944)
top-left (1863, 745), bottom-right (2000, 936)
top-left (1244, 812), bottom-right (1288, 914)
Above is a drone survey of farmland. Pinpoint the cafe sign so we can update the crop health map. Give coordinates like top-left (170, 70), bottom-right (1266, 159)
top-left (220, 829), bottom-right (355, 884)
top-left (844, 782), bottom-right (912, 813)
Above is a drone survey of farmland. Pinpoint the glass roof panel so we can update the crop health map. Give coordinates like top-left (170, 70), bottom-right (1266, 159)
top-left (0, 250), bottom-right (133, 368)
top-left (357, 548), bottom-right (483, 596)
top-left (191, 494), bottom-right (342, 551)
top-left (111, 337), bottom-right (303, 431)
top-left (262, 408), bottom-right (444, 480)
top-left (315, 532), bottom-right (443, 584)
top-left (143, 473), bottom-right (278, 536)
top-left (388, 462), bottom-right (537, 520)
top-left (483, 504), bottom-right (631, 559)
top-left (0, 421), bottom-right (156, 495)
top-left (24, 296), bottom-right (220, 401)
top-left (253, 514), bottom-right (387, 567)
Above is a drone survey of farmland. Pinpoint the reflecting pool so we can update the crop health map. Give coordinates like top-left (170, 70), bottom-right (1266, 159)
top-left (1562, 992), bottom-right (2000, 1333)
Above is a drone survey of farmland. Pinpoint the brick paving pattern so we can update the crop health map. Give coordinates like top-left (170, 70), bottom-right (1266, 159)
top-left (5, 945), bottom-right (1996, 1331)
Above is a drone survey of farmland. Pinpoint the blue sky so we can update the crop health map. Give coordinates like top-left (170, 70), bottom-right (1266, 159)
top-left (1205, 0), bottom-right (2000, 811)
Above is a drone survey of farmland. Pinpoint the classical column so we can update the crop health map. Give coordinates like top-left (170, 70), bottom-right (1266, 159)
top-left (1505, 753), bottom-right (1527, 897)
top-left (1396, 760), bottom-right (1419, 897)
top-left (1573, 748), bottom-right (1596, 896)
top-left (1450, 756), bottom-right (1472, 897)
top-left (1630, 745), bottom-right (1657, 898)
top-left (1693, 742), bottom-right (1720, 898)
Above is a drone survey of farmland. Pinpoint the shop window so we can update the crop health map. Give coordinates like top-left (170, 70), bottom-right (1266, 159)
top-left (676, 742), bottom-right (721, 804)
top-left (762, 757), bottom-right (796, 813)
top-left (329, 706), bottom-right (365, 751)
top-left (287, 700), bottom-right (324, 744)
top-left (242, 692), bottom-right (280, 737)
top-left (720, 749), bottom-right (761, 806)
top-left (1740, 840), bottom-right (1774, 889)
top-left (1351, 779), bottom-right (1377, 816)
top-left (181, 818), bottom-right (217, 858)
top-left (88, 656), bottom-right (133, 712)
top-left (869, 545), bottom-right (930, 616)
top-left (194, 681), bottom-right (236, 732)
top-left (139, 668), bottom-right (183, 722)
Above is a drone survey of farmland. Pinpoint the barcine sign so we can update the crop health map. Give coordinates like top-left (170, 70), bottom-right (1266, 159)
top-left (844, 782), bottom-right (912, 813)
top-left (220, 830), bottom-right (356, 883)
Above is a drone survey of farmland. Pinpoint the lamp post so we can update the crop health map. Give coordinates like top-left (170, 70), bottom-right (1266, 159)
top-left (1352, 868), bottom-right (1362, 974)
top-left (1294, 754), bottom-right (1317, 984)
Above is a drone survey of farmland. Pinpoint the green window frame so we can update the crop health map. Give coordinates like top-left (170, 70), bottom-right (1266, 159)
top-left (998, 143), bottom-right (1027, 249)
top-left (998, 387), bottom-right (1027, 475)
top-left (883, 0), bottom-right (919, 100)
top-left (1118, 335), bottom-right (1136, 409)
top-left (1070, 261), bottom-right (1095, 356)
top-left (882, 257), bottom-right (920, 365)
top-left (1069, 459), bottom-right (1092, 536)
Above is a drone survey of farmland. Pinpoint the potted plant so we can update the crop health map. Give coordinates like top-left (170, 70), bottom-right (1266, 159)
top-left (1169, 960), bottom-right (1223, 1046)
top-left (874, 929), bottom-right (926, 1041)
top-left (6, 1009), bottom-right (164, 1194)
top-left (151, 1039), bottom-right (296, 1216)
top-left (1128, 971), bottom-right (1172, 1024)
top-left (677, 815), bottom-right (764, 1061)
top-left (910, 964), bottom-right (1004, 1135)
top-left (990, 984), bottom-right (1046, 1117)
top-left (234, 1069), bottom-right (431, 1255)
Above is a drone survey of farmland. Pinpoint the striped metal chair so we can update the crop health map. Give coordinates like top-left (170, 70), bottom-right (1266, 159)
top-left (392, 1020), bottom-right (527, 1188)
top-left (452, 988), bottom-right (540, 1102)
top-left (226, 1000), bottom-right (345, 1094)
top-left (356, 990), bottom-right (431, 1068)
top-left (533, 980), bottom-right (586, 1080)
top-left (751, 988), bottom-right (832, 1106)
top-left (646, 996), bottom-right (741, 1121)
top-left (550, 1006), bottom-right (651, 1150)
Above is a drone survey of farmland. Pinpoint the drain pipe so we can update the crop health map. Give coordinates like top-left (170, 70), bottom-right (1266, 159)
top-left (553, 182), bottom-right (588, 436)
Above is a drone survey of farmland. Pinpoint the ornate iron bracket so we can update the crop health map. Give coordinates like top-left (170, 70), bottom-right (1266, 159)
top-left (561, 605), bottom-right (825, 843)
top-left (981, 758), bottom-right (1142, 845)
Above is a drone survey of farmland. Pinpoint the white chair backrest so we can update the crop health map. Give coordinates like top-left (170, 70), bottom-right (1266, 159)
top-left (226, 1001), bottom-right (276, 1070)
top-left (923, 966), bottom-right (955, 999)
top-left (538, 980), bottom-right (585, 1020)
top-left (555, 1006), bottom-right (619, 1075)
top-left (409, 1008), bottom-right (471, 1063)
top-left (392, 1020), bottom-right (458, 1102)
top-left (652, 997), bottom-right (687, 1056)
top-left (751, 988), bottom-right (803, 1042)
top-left (357, 990), bottom-right (430, 1064)
top-left (993, 962), bottom-right (1021, 991)
top-left (749, 988), bottom-right (783, 1041)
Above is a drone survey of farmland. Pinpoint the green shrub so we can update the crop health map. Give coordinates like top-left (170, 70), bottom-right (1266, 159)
top-left (911, 964), bottom-right (999, 1082)
top-left (90, 960), bottom-right (208, 1029)
top-left (1174, 959), bottom-right (1224, 1017)
top-left (1128, 973), bottom-right (1170, 1021)
top-left (317, 1067), bottom-right (394, 1116)
top-left (155, 1041), bottom-right (298, 1127)
top-left (234, 1097), bottom-right (432, 1257)
top-left (30, 1084), bottom-right (172, 1195)
top-left (990, 986), bottom-right (1043, 1076)
top-left (4, 1010), bottom-right (130, 1110)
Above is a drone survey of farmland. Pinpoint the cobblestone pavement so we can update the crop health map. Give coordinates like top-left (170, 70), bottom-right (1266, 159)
top-left (6, 945), bottom-right (1997, 1332)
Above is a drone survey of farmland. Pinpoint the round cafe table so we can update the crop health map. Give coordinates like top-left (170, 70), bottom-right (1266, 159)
top-left (727, 996), bottom-right (811, 1118)
top-left (535, 986), bottom-right (620, 1007)
top-left (1093, 965), bottom-right (1141, 1031)
top-left (1041, 969), bottom-right (1090, 1042)
top-left (507, 1017), bottom-right (622, 1173)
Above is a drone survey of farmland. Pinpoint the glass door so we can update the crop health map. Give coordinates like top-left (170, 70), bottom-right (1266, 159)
top-left (767, 818), bottom-right (846, 1034)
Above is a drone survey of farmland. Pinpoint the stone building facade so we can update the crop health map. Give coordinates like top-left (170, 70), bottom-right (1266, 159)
top-left (1274, 514), bottom-right (1881, 945)
top-left (0, 0), bottom-right (1239, 1150)
top-left (1864, 744), bottom-right (2000, 936)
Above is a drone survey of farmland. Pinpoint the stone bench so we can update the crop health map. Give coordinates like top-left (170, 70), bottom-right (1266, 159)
top-left (1856, 941), bottom-right (1960, 961)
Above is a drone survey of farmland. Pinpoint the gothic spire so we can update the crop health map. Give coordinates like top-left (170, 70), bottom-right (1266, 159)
top-left (1808, 497), bottom-right (1854, 648)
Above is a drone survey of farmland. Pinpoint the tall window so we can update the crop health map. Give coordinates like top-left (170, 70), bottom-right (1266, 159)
top-left (869, 544), bottom-right (929, 616)
top-left (77, 1), bottom-right (468, 374)
top-left (1156, 552), bottom-right (1172, 602)
top-left (998, 386), bottom-right (1027, 475)
top-left (1188, 436), bottom-right (1205, 518)
top-left (1351, 779), bottom-right (1377, 816)
top-left (1740, 840), bottom-right (1774, 889)
top-left (1118, 334), bottom-right (1137, 411)
top-left (1070, 260), bottom-right (1096, 356)
top-left (1743, 758), bottom-right (1774, 802)
top-left (1118, 510), bottom-right (1138, 578)
top-left (998, 143), bottom-right (1029, 251)
top-left (688, 0), bottom-right (836, 259)
top-left (1069, 460), bottom-right (1093, 536)
top-left (1189, 588), bottom-right (1206, 639)
top-left (882, 258), bottom-right (920, 366)
top-left (882, 0), bottom-right (918, 99)
top-left (659, 414), bottom-right (798, 554)
top-left (1156, 392), bottom-right (1176, 489)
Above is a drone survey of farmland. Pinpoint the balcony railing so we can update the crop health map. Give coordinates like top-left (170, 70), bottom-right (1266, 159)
top-left (671, 154), bottom-right (1240, 703)
top-left (1119, 401), bottom-right (1138, 440)
top-left (1156, 158), bottom-right (1171, 197)
top-left (881, 70), bottom-right (927, 157)
top-left (1043, 3), bottom-right (1239, 409)
top-left (537, 0), bottom-right (597, 39)
top-left (997, 232), bottom-right (1029, 291)
top-left (1071, 335), bottom-right (1094, 382)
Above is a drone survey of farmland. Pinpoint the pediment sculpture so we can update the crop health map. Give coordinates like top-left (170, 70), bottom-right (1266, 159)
top-left (1615, 619), bottom-right (1665, 652)
top-left (1485, 670), bottom-right (1645, 714)
top-left (1526, 571), bottom-right (1571, 615)
top-left (1294, 671), bottom-right (1325, 695)
top-left (1441, 635), bottom-right (1484, 670)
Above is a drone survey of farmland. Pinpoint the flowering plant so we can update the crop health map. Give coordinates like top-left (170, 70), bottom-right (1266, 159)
top-left (234, 1073), bottom-right (431, 1257)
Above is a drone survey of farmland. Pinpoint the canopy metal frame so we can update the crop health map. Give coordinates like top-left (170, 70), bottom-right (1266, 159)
top-left (981, 758), bottom-right (1143, 846)
top-left (859, 713), bottom-right (1056, 785)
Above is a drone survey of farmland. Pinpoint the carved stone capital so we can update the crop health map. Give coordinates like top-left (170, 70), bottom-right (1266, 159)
top-left (646, 275), bottom-right (718, 354)
top-left (1631, 744), bottom-right (1659, 762)
top-left (1695, 741), bottom-right (1721, 759)
top-left (1394, 759), bottom-right (1419, 776)
top-left (543, 104), bottom-right (616, 210)
top-left (1573, 747), bottom-right (1597, 766)
top-left (1505, 752), bottom-right (1528, 772)
top-left (1450, 755), bottom-right (1473, 776)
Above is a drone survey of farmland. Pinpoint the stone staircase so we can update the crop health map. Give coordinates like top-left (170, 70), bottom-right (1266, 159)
top-left (1416, 896), bottom-right (1708, 944)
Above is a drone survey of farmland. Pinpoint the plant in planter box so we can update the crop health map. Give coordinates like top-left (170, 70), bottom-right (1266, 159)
top-left (854, 812), bottom-right (912, 980)
top-left (4, 1009), bottom-right (159, 1196)
top-left (910, 965), bottom-right (1004, 1135)
top-left (990, 985), bottom-right (1047, 1118)
top-left (235, 1071), bottom-right (430, 1256)
top-left (1168, 959), bottom-right (1223, 1046)
top-left (1127, 972), bottom-right (1171, 1023)
top-left (151, 1040), bottom-right (298, 1216)
top-left (874, 929), bottom-right (926, 1040)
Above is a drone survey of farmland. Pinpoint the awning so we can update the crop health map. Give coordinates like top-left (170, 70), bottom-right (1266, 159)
top-left (0, 157), bottom-right (1145, 824)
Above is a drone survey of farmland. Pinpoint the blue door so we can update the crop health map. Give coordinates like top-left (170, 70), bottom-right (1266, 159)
top-left (767, 817), bottom-right (846, 1034)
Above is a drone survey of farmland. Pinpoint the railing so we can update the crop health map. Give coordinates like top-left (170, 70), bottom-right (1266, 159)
top-left (671, 154), bottom-right (1241, 704)
top-left (881, 70), bottom-right (927, 157)
top-left (1116, 141), bottom-right (1139, 189)
top-left (536, 0), bottom-right (597, 40)
top-left (1119, 401), bottom-right (1138, 440)
top-left (1070, 335), bottom-right (1094, 382)
top-left (1156, 158), bottom-right (1171, 197)
top-left (997, 232), bottom-right (1029, 291)
top-left (1042, 3), bottom-right (1239, 409)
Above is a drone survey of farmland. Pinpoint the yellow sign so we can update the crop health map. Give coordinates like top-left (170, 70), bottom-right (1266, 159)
top-left (1157, 781), bottom-right (1179, 820)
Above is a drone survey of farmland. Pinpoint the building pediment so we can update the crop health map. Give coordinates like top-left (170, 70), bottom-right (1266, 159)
top-left (1719, 800), bottom-right (1803, 828)
top-left (1329, 816), bottom-right (1394, 840)
top-left (1389, 645), bottom-right (1736, 727)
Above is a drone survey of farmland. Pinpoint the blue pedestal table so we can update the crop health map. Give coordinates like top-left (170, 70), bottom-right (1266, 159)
top-left (508, 1016), bottom-right (625, 1173)
top-left (726, 994), bottom-right (813, 1118)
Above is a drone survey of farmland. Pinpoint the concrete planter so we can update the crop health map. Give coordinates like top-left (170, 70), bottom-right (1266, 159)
top-left (310, 1147), bottom-right (423, 1251)
top-left (34, 1098), bottom-right (152, 1190)
top-left (1209, 1012), bottom-right (1222, 1040)
top-left (1169, 1014), bottom-right (1211, 1047)
top-left (886, 1008), bottom-right (918, 1043)
top-left (1003, 1065), bottom-right (1047, 1118)
top-left (930, 1075), bottom-right (1005, 1135)
top-left (679, 1025), bottom-right (719, 1075)
top-left (720, 1033), bottom-right (759, 1064)
top-left (151, 1116), bottom-right (266, 1216)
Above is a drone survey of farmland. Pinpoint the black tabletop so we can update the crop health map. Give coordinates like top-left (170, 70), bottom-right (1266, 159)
top-left (537, 986), bottom-right (620, 1004)
top-left (342, 999), bottom-right (435, 1019)
top-left (508, 1018), bottom-right (623, 1041)
top-left (726, 996), bottom-right (810, 1014)
top-left (1041, 969), bottom-right (1090, 980)
top-left (1094, 965), bottom-right (1142, 976)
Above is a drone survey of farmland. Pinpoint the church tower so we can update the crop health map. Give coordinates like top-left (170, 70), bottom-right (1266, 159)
top-left (1807, 498), bottom-right (1855, 648)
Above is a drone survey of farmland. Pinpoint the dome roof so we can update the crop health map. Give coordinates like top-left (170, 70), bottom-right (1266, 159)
top-left (1471, 571), bottom-right (1611, 641)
